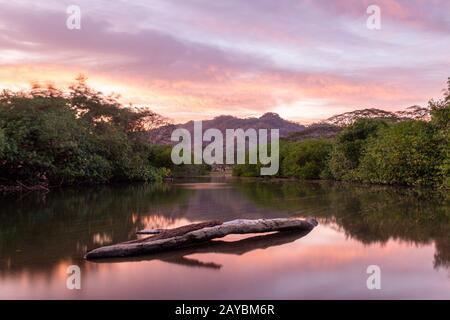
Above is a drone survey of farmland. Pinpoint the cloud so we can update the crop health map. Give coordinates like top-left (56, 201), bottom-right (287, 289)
top-left (0, 0), bottom-right (449, 123)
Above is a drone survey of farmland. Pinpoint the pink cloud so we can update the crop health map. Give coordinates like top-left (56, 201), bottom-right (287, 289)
top-left (0, 0), bottom-right (449, 123)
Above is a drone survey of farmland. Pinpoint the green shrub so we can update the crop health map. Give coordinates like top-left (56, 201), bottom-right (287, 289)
top-left (280, 139), bottom-right (332, 179)
top-left (232, 163), bottom-right (261, 177)
top-left (356, 121), bottom-right (445, 187)
top-left (233, 139), bottom-right (332, 179)
top-left (0, 128), bottom-right (6, 157)
top-left (429, 77), bottom-right (450, 188)
top-left (329, 118), bottom-right (388, 179)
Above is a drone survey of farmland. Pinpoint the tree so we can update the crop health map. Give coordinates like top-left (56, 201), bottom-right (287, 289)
top-left (357, 121), bottom-right (445, 187)
top-left (328, 118), bottom-right (388, 180)
top-left (280, 139), bottom-right (332, 179)
top-left (68, 75), bottom-right (167, 134)
top-left (0, 127), bottom-right (6, 158)
top-left (0, 78), bottom-right (169, 187)
top-left (429, 77), bottom-right (450, 188)
top-left (325, 108), bottom-right (399, 127)
top-left (429, 77), bottom-right (450, 132)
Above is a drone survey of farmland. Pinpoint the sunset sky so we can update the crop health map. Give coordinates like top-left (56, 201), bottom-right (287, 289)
top-left (0, 0), bottom-right (449, 123)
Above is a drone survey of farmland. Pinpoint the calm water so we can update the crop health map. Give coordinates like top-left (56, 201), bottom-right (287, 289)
top-left (1, 177), bottom-right (449, 299)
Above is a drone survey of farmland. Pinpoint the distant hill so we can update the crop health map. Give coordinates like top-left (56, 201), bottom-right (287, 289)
top-left (147, 106), bottom-right (431, 144)
top-left (286, 123), bottom-right (342, 141)
top-left (323, 106), bottom-right (430, 127)
top-left (148, 112), bottom-right (305, 144)
top-left (285, 106), bottom-right (431, 142)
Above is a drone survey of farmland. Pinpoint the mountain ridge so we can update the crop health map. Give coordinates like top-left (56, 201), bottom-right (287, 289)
top-left (147, 106), bottom-right (430, 144)
top-left (148, 112), bottom-right (306, 144)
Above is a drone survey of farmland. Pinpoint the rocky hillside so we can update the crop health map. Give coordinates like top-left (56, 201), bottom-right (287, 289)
top-left (148, 112), bottom-right (305, 144)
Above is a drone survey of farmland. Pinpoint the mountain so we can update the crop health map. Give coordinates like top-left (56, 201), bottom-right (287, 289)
top-left (147, 106), bottom-right (430, 145)
top-left (286, 123), bottom-right (342, 141)
top-left (148, 112), bottom-right (305, 144)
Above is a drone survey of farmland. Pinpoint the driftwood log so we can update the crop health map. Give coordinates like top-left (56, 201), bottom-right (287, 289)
top-left (85, 218), bottom-right (318, 260)
top-left (89, 228), bottom-right (315, 269)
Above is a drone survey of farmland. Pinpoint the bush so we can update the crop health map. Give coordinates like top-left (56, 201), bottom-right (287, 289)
top-left (232, 139), bottom-right (332, 179)
top-left (329, 118), bottom-right (388, 180)
top-left (0, 128), bottom-right (6, 157)
top-left (280, 139), bottom-right (332, 179)
top-left (356, 121), bottom-right (445, 187)
top-left (429, 77), bottom-right (450, 132)
top-left (429, 77), bottom-right (450, 188)
top-left (232, 163), bottom-right (261, 177)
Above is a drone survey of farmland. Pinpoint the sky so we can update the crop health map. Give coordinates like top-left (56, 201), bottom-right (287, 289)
top-left (0, 0), bottom-right (449, 123)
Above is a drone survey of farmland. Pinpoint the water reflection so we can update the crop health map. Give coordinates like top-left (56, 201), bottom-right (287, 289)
top-left (0, 183), bottom-right (192, 273)
top-left (92, 230), bottom-right (313, 269)
top-left (233, 179), bottom-right (450, 269)
top-left (0, 177), bottom-right (449, 299)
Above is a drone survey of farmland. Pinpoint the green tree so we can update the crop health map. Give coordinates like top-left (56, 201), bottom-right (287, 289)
top-left (429, 77), bottom-right (450, 132)
top-left (429, 77), bottom-right (450, 188)
top-left (280, 139), bottom-right (332, 179)
top-left (0, 78), bottom-right (170, 188)
top-left (357, 121), bottom-right (445, 187)
top-left (0, 128), bottom-right (6, 157)
top-left (329, 118), bottom-right (388, 180)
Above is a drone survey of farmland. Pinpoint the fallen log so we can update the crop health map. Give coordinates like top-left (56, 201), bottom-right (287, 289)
top-left (89, 228), bottom-right (315, 269)
top-left (85, 218), bottom-right (318, 260)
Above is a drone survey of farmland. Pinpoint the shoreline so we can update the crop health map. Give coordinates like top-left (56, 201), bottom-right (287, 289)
top-left (1, 174), bottom-right (447, 195)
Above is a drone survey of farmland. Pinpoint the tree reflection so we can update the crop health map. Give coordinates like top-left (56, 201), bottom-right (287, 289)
top-left (1, 178), bottom-right (449, 279)
top-left (234, 179), bottom-right (450, 270)
top-left (0, 183), bottom-right (191, 273)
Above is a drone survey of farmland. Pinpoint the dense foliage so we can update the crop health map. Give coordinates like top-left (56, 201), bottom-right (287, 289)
top-left (429, 78), bottom-right (450, 188)
top-left (0, 77), bottom-right (172, 187)
top-left (280, 139), bottom-right (332, 179)
top-left (356, 121), bottom-right (445, 186)
top-left (234, 78), bottom-right (450, 188)
top-left (233, 139), bottom-right (332, 179)
top-left (328, 118), bottom-right (388, 180)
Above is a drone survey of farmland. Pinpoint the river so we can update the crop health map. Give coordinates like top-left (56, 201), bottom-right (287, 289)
top-left (0, 177), bottom-right (449, 299)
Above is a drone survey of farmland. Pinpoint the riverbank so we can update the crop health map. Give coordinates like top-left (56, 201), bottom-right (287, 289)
top-left (0, 182), bottom-right (49, 193)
